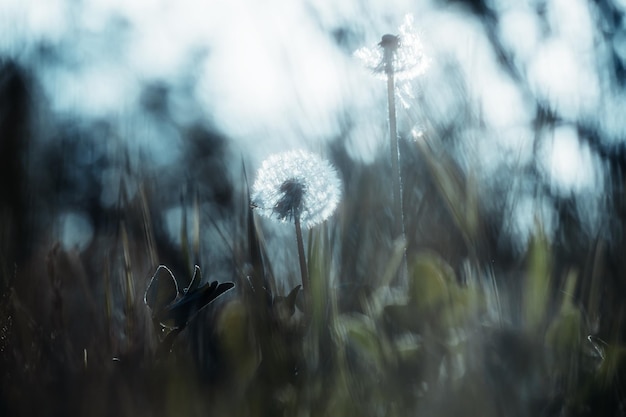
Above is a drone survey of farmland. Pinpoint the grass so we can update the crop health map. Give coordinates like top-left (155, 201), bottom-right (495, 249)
top-left (0, 130), bottom-right (625, 417)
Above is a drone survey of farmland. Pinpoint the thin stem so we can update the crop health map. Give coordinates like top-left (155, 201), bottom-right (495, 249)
top-left (386, 67), bottom-right (402, 232)
top-left (295, 216), bottom-right (308, 290)
top-left (384, 46), bottom-right (408, 286)
top-left (294, 213), bottom-right (309, 313)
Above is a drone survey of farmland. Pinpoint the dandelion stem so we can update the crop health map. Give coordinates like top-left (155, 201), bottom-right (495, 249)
top-left (383, 38), bottom-right (408, 285)
top-left (294, 213), bottom-right (313, 322)
top-left (386, 62), bottom-right (402, 229)
top-left (294, 213), bottom-right (309, 297)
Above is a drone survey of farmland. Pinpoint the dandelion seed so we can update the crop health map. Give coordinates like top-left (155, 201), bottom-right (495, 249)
top-left (410, 123), bottom-right (426, 142)
top-left (251, 150), bottom-right (342, 229)
top-left (354, 14), bottom-right (430, 81)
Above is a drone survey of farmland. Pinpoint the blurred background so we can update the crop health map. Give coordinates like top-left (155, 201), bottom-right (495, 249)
top-left (1, 0), bottom-right (626, 415)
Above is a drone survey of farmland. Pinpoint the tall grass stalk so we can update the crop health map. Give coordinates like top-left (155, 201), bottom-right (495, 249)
top-left (121, 221), bottom-right (136, 348)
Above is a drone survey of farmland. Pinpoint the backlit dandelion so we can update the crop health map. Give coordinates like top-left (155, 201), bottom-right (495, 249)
top-left (251, 150), bottom-right (341, 316)
top-left (354, 14), bottom-right (429, 286)
top-left (354, 14), bottom-right (430, 81)
top-left (251, 150), bottom-right (341, 229)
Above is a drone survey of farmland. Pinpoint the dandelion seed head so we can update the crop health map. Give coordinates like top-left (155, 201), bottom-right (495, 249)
top-left (354, 14), bottom-right (431, 81)
top-left (273, 178), bottom-right (306, 222)
top-left (251, 150), bottom-right (342, 228)
top-left (379, 34), bottom-right (400, 51)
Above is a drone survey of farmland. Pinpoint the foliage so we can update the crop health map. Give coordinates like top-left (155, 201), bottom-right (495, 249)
top-left (1, 133), bottom-right (625, 416)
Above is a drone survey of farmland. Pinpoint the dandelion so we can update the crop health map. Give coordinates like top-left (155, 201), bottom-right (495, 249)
top-left (251, 150), bottom-right (341, 229)
top-left (251, 150), bottom-right (342, 313)
top-left (355, 14), bottom-right (430, 286)
top-left (354, 14), bottom-right (430, 81)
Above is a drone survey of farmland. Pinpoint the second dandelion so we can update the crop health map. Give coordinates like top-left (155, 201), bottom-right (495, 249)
top-left (355, 14), bottom-right (430, 284)
top-left (251, 150), bottom-right (341, 301)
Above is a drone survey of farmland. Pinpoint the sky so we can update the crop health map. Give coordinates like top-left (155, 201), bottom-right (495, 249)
top-left (0, 0), bottom-right (621, 252)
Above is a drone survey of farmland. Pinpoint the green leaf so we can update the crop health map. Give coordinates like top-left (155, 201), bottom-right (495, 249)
top-left (523, 226), bottom-right (551, 332)
top-left (408, 252), bottom-right (453, 313)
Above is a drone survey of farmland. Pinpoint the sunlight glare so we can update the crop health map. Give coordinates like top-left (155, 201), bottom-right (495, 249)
top-left (540, 125), bottom-right (599, 195)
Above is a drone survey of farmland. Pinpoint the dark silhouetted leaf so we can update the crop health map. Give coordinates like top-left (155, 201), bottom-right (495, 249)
top-left (157, 280), bottom-right (235, 329)
top-left (144, 265), bottom-right (179, 313)
top-left (185, 264), bottom-right (202, 294)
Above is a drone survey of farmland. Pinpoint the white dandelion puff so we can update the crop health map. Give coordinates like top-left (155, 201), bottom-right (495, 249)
top-left (354, 14), bottom-right (430, 81)
top-left (251, 150), bottom-right (342, 313)
top-left (251, 150), bottom-right (342, 229)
